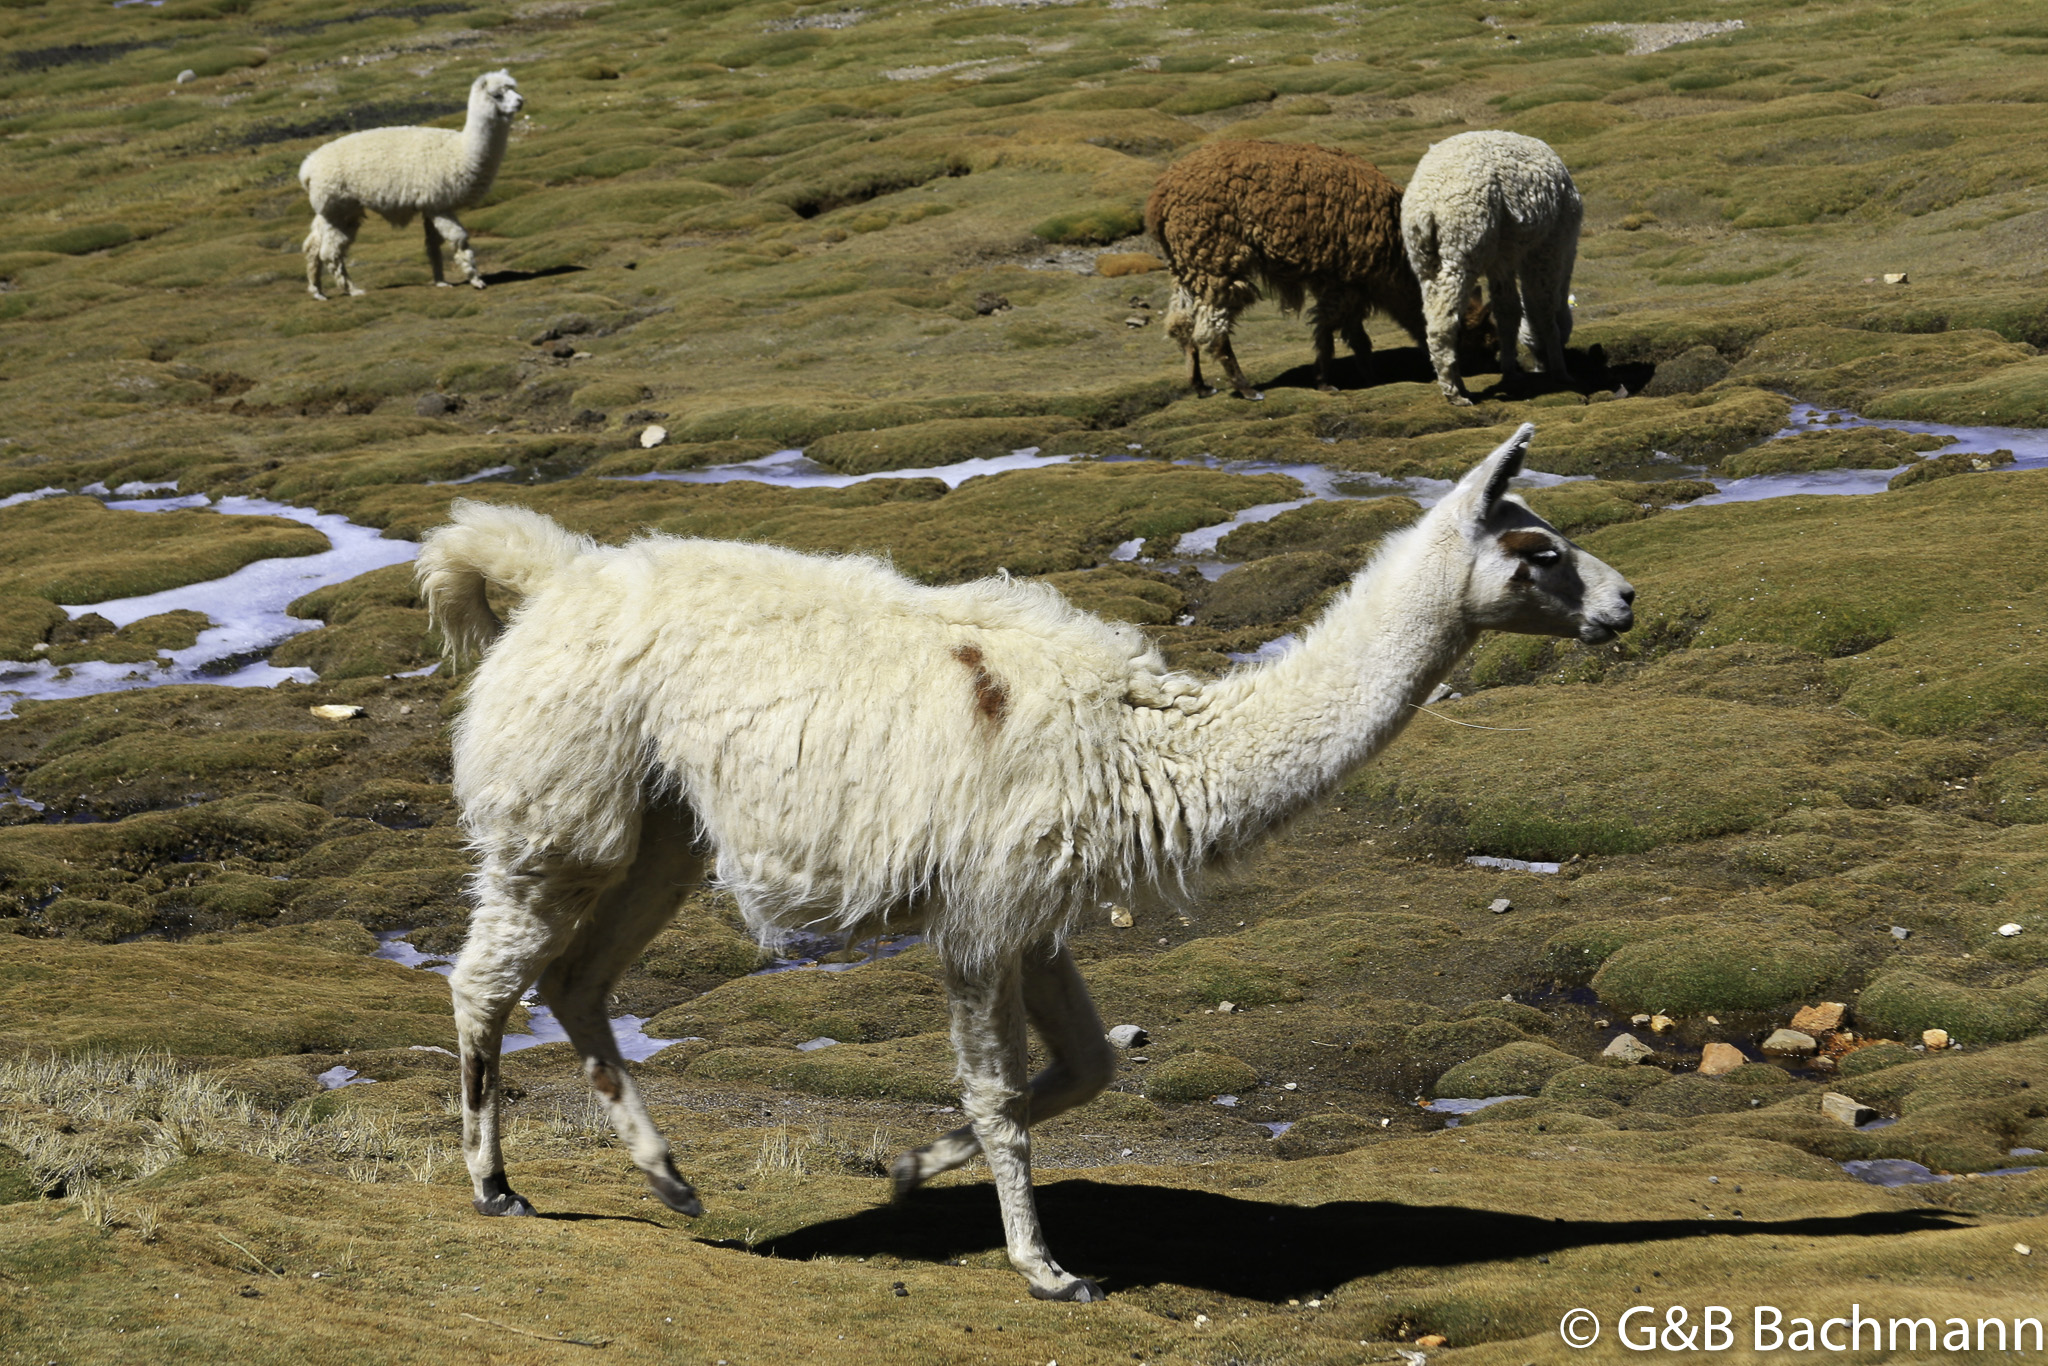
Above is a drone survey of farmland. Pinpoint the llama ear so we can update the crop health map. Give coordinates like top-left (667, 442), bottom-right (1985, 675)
top-left (1457, 422), bottom-right (1534, 516)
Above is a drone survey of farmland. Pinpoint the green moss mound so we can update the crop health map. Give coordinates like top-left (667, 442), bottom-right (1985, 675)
top-left (1145, 1050), bottom-right (1259, 1104)
top-left (1434, 1042), bottom-right (1582, 1099)
top-left (1212, 497), bottom-right (1420, 561)
top-left (806, 417), bottom-right (1085, 475)
top-left (1591, 924), bottom-right (1850, 1016)
top-left (0, 499), bottom-right (329, 604)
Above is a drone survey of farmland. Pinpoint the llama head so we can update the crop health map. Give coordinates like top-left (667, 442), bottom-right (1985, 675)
top-left (1440, 422), bottom-right (1634, 643)
top-left (472, 70), bottom-right (524, 119)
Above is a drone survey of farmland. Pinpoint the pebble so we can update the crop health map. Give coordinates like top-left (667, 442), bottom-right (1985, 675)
top-left (1283, 1081), bottom-right (1298, 1091)
top-left (1649, 1014), bottom-right (1676, 1034)
top-left (1108, 905), bottom-right (1134, 928)
top-left (1415, 1335), bottom-right (1448, 1349)
top-left (1630, 1013), bottom-right (1651, 1026)
top-left (2019, 1244), bottom-right (2033, 1256)
top-left (1602, 1033), bottom-right (1655, 1064)
top-left (1489, 897), bottom-right (1512, 914)
top-left (1123, 315), bottom-right (1149, 328)
top-left (639, 424), bottom-right (668, 448)
top-left (1217, 1001), bottom-right (1237, 1014)
top-left (1820, 1092), bottom-right (1878, 1127)
top-left (795, 1037), bottom-right (839, 1051)
top-left (177, 68), bottom-right (196, 83)
top-left (1923, 1028), bottom-right (1950, 1050)
top-left (309, 704), bottom-right (367, 721)
top-left (2000, 923), bottom-right (2025, 937)
top-left (1698, 1042), bottom-right (1745, 1076)
top-left (1761, 1028), bottom-right (1818, 1056)
top-left (1107, 1024), bottom-right (1149, 1049)
top-left (1790, 1002), bottom-right (1848, 1034)
top-left (1883, 272), bottom-right (1909, 285)
top-left (1891, 926), bottom-right (1911, 940)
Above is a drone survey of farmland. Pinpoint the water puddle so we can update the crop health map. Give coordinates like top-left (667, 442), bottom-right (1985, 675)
top-left (614, 447), bottom-right (1073, 491)
top-left (317, 1064), bottom-right (375, 1089)
top-left (0, 490), bottom-right (418, 718)
top-left (1466, 855), bottom-right (1562, 875)
top-left (1693, 403), bottom-right (2048, 507)
top-left (1424, 1094), bottom-right (1530, 1128)
top-left (749, 930), bottom-right (924, 975)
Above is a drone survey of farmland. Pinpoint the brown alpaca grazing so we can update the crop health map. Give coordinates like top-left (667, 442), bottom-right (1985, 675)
top-left (1147, 140), bottom-right (1446, 400)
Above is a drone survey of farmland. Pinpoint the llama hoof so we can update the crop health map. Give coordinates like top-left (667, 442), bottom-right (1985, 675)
top-left (473, 1183), bottom-right (537, 1217)
top-left (1317, 383), bottom-right (1340, 394)
top-left (1233, 389), bottom-right (1265, 402)
top-left (1030, 1276), bottom-right (1106, 1303)
top-left (434, 280), bottom-right (454, 288)
top-left (308, 290), bottom-right (328, 302)
top-left (888, 1151), bottom-right (927, 1201)
top-left (347, 287), bottom-right (367, 298)
top-left (1445, 393), bottom-right (1474, 407)
top-left (647, 1168), bottom-right (704, 1217)
top-left (468, 277), bottom-right (487, 290)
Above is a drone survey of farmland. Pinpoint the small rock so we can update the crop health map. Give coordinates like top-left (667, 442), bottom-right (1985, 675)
top-left (1883, 272), bottom-right (1909, 285)
top-left (2019, 1243), bottom-right (2033, 1256)
top-left (415, 392), bottom-right (457, 418)
top-left (1489, 897), bottom-right (1512, 915)
top-left (1124, 315), bottom-right (1150, 328)
top-left (1705, 1015), bottom-right (1720, 1025)
top-left (309, 704), bottom-right (366, 721)
top-left (973, 292), bottom-right (1010, 316)
top-left (1790, 1002), bottom-right (1848, 1034)
top-left (1593, 1018), bottom-right (1610, 1028)
top-left (891, 1281), bottom-right (908, 1296)
top-left (1602, 1033), bottom-right (1655, 1064)
top-left (176, 69), bottom-right (196, 84)
top-left (1107, 1024), bottom-right (1149, 1049)
top-left (1890, 926), bottom-right (1911, 941)
top-left (1631, 1013), bottom-right (1651, 1026)
top-left (795, 1037), bottom-right (838, 1052)
top-left (1820, 1092), bottom-right (1878, 1127)
top-left (1761, 1028), bottom-right (1818, 1056)
top-left (1415, 1335), bottom-right (1448, 1349)
top-left (547, 340), bottom-right (578, 358)
top-left (1649, 1014), bottom-right (1676, 1034)
top-left (640, 425), bottom-right (668, 449)
top-left (1698, 1042), bottom-right (1746, 1076)
top-left (2000, 922), bottom-right (2025, 938)
top-left (1107, 904), bottom-right (1133, 928)
top-left (1217, 1001), bottom-right (1236, 1014)
top-left (1282, 1081), bottom-right (1298, 1091)
top-left (1923, 1028), bottom-right (1950, 1050)
top-left (1213, 1094), bottom-right (1238, 1107)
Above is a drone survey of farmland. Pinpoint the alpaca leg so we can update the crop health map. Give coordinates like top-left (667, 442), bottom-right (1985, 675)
top-left (1164, 284), bottom-right (1209, 395)
top-left (303, 213), bottom-right (359, 301)
top-left (1212, 333), bottom-right (1260, 402)
top-left (1310, 304), bottom-right (1340, 394)
top-left (891, 946), bottom-right (1114, 1193)
top-left (432, 213), bottom-right (484, 289)
top-left (423, 217), bottom-right (446, 286)
top-left (1488, 264), bottom-right (1524, 383)
top-left (941, 954), bottom-right (1102, 1301)
top-left (1419, 267), bottom-right (1476, 405)
top-left (535, 803), bottom-right (706, 1216)
top-left (450, 851), bottom-right (622, 1217)
top-left (1520, 252), bottom-right (1577, 383)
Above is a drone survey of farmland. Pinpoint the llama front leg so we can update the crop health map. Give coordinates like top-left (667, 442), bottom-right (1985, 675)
top-left (423, 217), bottom-right (447, 286)
top-left (449, 854), bottom-right (613, 1216)
top-left (893, 944), bottom-right (1114, 1196)
top-left (536, 804), bottom-right (706, 1216)
top-left (431, 213), bottom-right (484, 289)
top-left (931, 953), bottom-right (1103, 1302)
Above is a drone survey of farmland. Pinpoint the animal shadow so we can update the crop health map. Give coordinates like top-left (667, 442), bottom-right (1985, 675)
top-left (479, 264), bottom-right (589, 287)
top-left (745, 1179), bottom-right (1966, 1301)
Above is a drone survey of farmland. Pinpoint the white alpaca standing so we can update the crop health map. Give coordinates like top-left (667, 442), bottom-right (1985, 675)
top-left (415, 423), bottom-right (1634, 1302)
top-left (298, 70), bottom-right (524, 300)
top-left (1401, 130), bottom-right (1582, 405)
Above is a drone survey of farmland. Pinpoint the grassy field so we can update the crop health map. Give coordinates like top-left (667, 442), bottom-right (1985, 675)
top-left (6, 0), bottom-right (2048, 1360)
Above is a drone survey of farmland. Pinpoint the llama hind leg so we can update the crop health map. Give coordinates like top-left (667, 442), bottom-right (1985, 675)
top-left (1419, 265), bottom-right (1477, 405)
top-left (892, 945), bottom-right (1114, 1194)
top-left (535, 802), bottom-right (707, 1216)
top-left (423, 217), bottom-right (447, 286)
top-left (304, 212), bottom-right (362, 301)
top-left (938, 953), bottom-right (1102, 1301)
top-left (1488, 263), bottom-right (1525, 384)
top-left (450, 852), bottom-right (621, 1216)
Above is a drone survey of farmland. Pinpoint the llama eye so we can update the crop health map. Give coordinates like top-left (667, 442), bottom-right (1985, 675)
top-left (1529, 549), bottom-right (1561, 566)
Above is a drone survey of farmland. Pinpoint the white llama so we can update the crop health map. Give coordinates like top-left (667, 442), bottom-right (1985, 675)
top-left (298, 70), bottom-right (523, 300)
top-left (415, 423), bottom-right (1634, 1302)
top-left (1401, 130), bottom-right (1582, 405)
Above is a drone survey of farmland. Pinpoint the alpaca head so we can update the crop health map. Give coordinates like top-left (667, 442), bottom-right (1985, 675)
top-left (471, 70), bottom-right (524, 120)
top-left (1439, 422), bottom-right (1634, 643)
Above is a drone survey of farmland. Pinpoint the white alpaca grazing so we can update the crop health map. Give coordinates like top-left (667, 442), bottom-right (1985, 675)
top-left (415, 423), bottom-right (1633, 1302)
top-left (1401, 130), bottom-right (1583, 405)
top-left (298, 70), bottom-right (523, 300)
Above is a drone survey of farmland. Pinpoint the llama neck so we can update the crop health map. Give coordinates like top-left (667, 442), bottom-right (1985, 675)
top-left (461, 100), bottom-right (512, 187)
top-left (1172, 521), bottom-right (1478, 857)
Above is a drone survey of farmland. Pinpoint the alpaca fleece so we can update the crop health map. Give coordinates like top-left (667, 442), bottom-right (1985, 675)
top-left (414, 432), bottom-right (1636, 1302)
top-left (1145, 140), bottom-right (1427, 397)
top-left (299, 69), bottom-right (523, 299)
top-left (1402, 129), bottom-right (1582, 404)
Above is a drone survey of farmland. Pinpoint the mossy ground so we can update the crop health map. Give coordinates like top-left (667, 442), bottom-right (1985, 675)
top-left (7, 0), bottom-right (2048, 1357)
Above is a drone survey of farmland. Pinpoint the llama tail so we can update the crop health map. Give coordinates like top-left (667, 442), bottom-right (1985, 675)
top-left (415, 499), bottom-right (592, 664)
